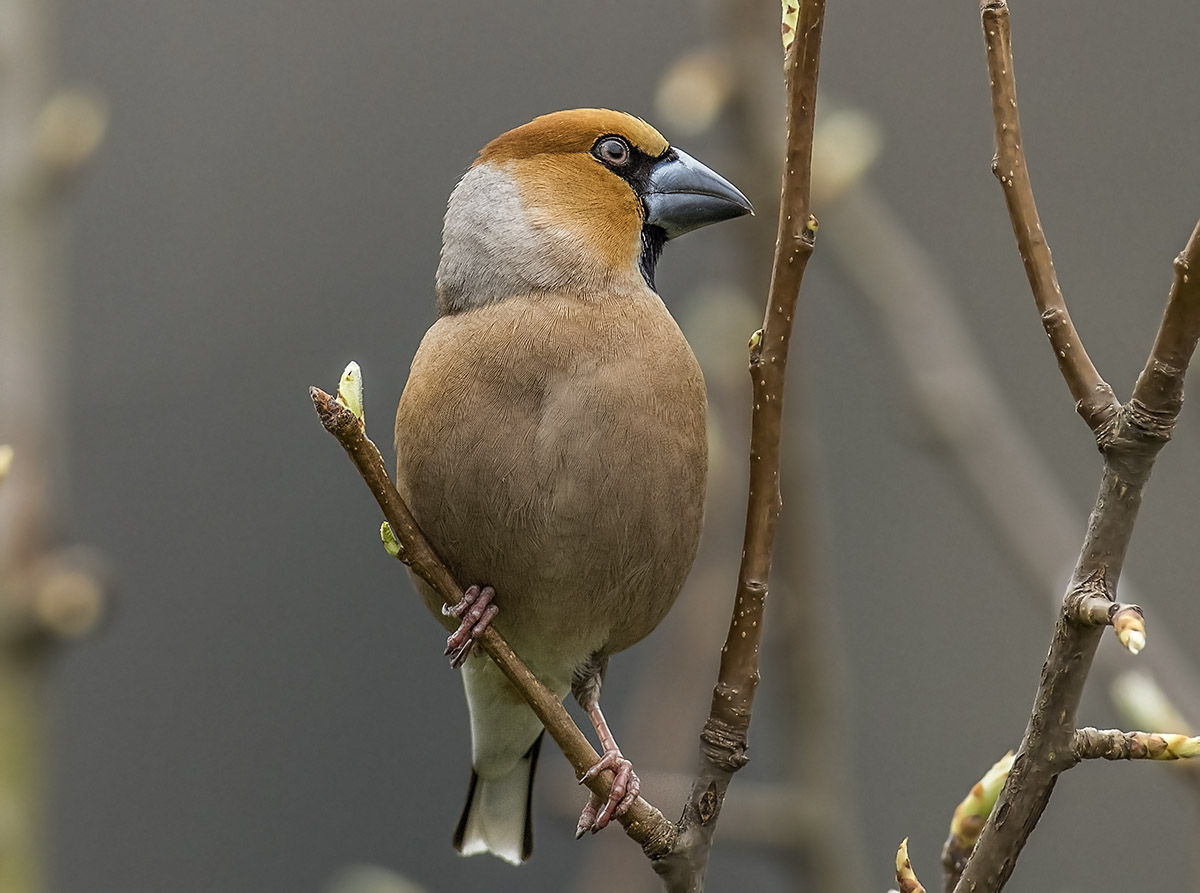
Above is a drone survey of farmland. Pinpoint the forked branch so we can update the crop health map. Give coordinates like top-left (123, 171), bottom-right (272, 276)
top-left (950, 3), bottom-right (1200, 891)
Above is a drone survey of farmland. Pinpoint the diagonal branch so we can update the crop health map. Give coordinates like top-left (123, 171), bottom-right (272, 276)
top-left (981, 0), bottom-right (1119, 433)
top-left (309, 389), bottom-right (678, 858)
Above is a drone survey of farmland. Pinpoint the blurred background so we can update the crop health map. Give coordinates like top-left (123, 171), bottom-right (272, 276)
top-left (3, 0), bottom-right (1200, 891)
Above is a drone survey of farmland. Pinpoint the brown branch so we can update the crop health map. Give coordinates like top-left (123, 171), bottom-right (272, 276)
top-left (1073, 728), bottom-right (1200, 762)
top-left (956, 4), bottom-right (1200, 891)
top-left (308, 389), bottom-right (677, 858)
top-left (981, 0), bottom-right (1118, 433)
top-left (651, 2), bottom-right (825, 889)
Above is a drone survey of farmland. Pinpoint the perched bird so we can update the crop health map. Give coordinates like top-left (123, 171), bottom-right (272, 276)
top-left (394, 109), bottom-right (751, 865)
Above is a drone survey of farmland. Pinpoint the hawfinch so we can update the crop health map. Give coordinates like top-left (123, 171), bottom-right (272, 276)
top-left (394, 108), bottom-right (751, 865)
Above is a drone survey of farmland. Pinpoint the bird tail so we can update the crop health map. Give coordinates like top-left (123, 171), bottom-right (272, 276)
top-left (453, 732), bottom-right (543, 865)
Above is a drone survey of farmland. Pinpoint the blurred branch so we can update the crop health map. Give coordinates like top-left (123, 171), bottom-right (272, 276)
top-left (820, 136), bottom-right (1200, 893)
top-left (821, 156), bottom-right (1200, 749)
top-left (1, 3), bottom-right (108, 893)
top-left (0, 30), bottom-right (109, 614)
top-left (954, 3), bottom-right (1200, 890)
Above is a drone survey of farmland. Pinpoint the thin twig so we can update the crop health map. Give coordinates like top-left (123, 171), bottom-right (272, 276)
top-left (650, 1), bottom-right (826, 889)
top-left (981, 0), bottom-right (1118, 433)
top-left (956, 3), bottom-right (1200, 890)
top-left (1073, 728), bottom-right (1200, 762)
top-left (308, 389), bottom-right (677, 857)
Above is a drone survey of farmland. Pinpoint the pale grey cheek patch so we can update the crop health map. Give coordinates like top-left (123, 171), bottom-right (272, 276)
top-left (435, 162), bottom-right (634, 313)
top-left (436, 164), bottom-right (546, 313)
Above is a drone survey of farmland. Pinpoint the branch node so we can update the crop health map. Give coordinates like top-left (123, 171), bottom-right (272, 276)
top-left (1065, 589), bottom-right (1113, 626)
top-left (698, 703), bottom-right (750, 773)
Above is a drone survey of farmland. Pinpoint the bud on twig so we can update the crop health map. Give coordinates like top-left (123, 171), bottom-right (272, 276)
top-left (336, 361), bottom-right (365, 424)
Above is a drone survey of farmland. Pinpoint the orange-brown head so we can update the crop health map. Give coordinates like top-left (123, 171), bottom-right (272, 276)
top-left (436, 109), bottom-right (751, 314)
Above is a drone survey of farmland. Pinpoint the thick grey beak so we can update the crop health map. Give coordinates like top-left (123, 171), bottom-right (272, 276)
top-left (642, 148), bottom-right (753, 239)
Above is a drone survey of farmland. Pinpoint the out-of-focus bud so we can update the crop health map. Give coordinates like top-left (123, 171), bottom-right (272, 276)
top-left (1111, 670), bottom-right (1192, 736)
top-left (0, 445), bottom-right (13, 488)
top-left (655, 48), bottom-right (735, 139)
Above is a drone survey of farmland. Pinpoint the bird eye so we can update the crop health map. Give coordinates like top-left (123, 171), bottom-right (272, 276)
top-left (595, 136), bottom-right (631, 166)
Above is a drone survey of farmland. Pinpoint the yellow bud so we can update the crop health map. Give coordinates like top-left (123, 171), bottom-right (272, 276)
top-left (781, 0), bottom-right (800, 53)
top-left (380, 522), bottom-right (404, 559)
top-left (336, 361), bottom-right (365, 423)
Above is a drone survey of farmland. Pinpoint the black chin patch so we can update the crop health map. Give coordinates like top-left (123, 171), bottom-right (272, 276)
top-left (640, 225), bottom-right (667, 291)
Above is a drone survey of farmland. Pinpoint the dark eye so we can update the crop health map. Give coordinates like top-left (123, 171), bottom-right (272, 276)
top-left (595, 136), bottom-right (630, 166)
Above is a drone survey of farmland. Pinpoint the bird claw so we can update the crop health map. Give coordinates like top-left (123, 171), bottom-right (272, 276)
top-left (575, 750), bottom-right (640, 836)
top-left (442, 585), bottom-right (498, 668)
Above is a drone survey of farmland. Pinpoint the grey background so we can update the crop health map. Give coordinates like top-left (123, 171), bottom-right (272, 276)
top-left (40, 1), bottom-right (1200, 890)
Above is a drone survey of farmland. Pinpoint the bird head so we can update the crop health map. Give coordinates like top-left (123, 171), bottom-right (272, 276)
top-left (436, 109), bottom-right (752, 314)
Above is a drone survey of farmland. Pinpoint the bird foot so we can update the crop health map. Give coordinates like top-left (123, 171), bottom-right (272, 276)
top-left (575, 750), bottom-right (640, 837)
top-left (442, 585), bottom-right (498, 668)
